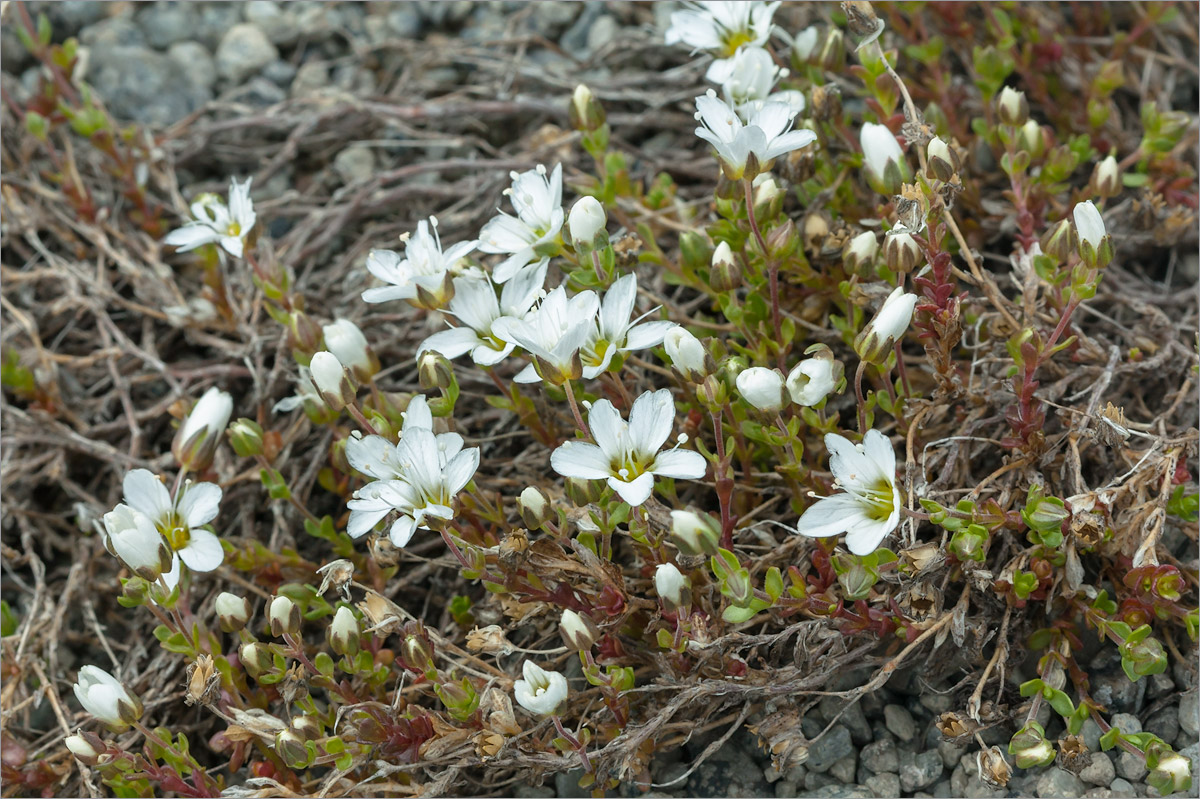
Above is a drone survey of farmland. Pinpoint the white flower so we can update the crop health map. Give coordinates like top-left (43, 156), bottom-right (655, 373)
top-left (694, 90), bottom-right (816, 179)
top-left (362, 217), bottom-right (478, 307)
top-left (64, 734), bottom-right (99, 762)
top-left (174, 387), bottom-right (233, 470)
top-left (322, 319), bottom-right (376, 382)
top-left (513, 661), bottom-right (569, 716)
top-left (492, 284), bottom-right (600, 385)
top-left (736, 366), bottom-right (786, 412)
top-left (663, 327), bottom-right (707, 377)
top-left (418, 260), bottom-right (547, 367)
top-left (309, 351), bottom-right (353, 410)
top-left (1072, 200), bottom-right (1106, 251)
top-left (720, 45), bottom-right (804, 116)
top-left (550, 389), bottom-right (707, 506)
top-left (786, 357), bottom-right (838, 407)
top-left (478, 164), bottom-right (564, 283)
top-left (73, 666), bottom-right (142, 728)
top-left (795, 429), bottom-right (900, 555)
top-left (163, 177), bottom-right (256, 258)
top-left (268, 595), bottom-right (299, 637)
top-left (669, 510), bottom-right (720, 555)
top-left (567, 196), bottom-right (607, 250)
top-left (272, 367), bottom-right (324, 414)
top-left (792, 25), bottom-right (818, 62)
top-left (860, 122), bottom-right (907, 192)
top-left (654, 562), bottom-right (689, 606)
top-left (665, 1), bottom-right (781, 83)
top-left (854, 287), bottom-right (918, 364)
top-left (580, 274), bottom-right (677, 379)
top-left (101, 504), bottom-right (170, 581)
top-left (344, 395), bottom-right (439, 481)
top-left (122, 469), bottom-right (224, 573)
top-left (329, 605), bottom-right (360, 655)
top-left (346, 423), bottom-right (479, 548)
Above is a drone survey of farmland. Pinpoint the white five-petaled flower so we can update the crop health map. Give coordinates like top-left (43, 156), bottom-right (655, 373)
top-left (101, 504), bottom-right (171, 581)
top-left (344, 396), bottom-right (480, 548)
top-left (479, 164), bottom-right (565, 283)
top-left (854, 286), bottom-right (919, 364)
top-left (493, 284), bottom-right (600, 385)
top-left (550, 389), bottom-right (707, 506)
top-left (121, 468), bottom-right (225, 573)
top-left (362, 217), bottom-right (478, 308)
top-left (795, 429), bottom-right (900, 556)
top-left (786, 355), bottom-right (838, 407)
top-left (417, 259), bottom-right (548, 367)
top-left (720, 45), bottom-right (805, 117)
top-left (512, 661), bottom-right (569, 716)
top-left (73, 666), bottom-right (143, 729)
top-left (665, 1), bottom-right (781, 84)
top-left (860, 122), bottom-right (908, 193)
top-left (579, 274), bottom-right (677, 379)
top-left (1072, 200), bottom-right (1106, 251)
top-left (694, 90), bottom-right (816, 179)
top-left (163, 177), bottom-right (256, 259)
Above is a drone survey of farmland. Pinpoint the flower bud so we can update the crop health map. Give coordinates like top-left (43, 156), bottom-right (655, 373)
top-left (786, 347), bottom-right (841, 406)
top-left (559, 609), bottom-right (600, 652)
top-left (239, 641), bottom-right (271, 680)
top-left (275, 729), bottom-right (313, 769)
top-left (1072, 200), bottom-right (1112, 268)
top-left (695, 373), bottom-right (729, 410)
top-left (227, 418), bottom-right (265, 458)
top-left (736, 367), bottom-right (787, 412)
top-left (1008, 721), bottom-right (1056, 769)
top-left (817, 27), bottom-right (845, 71)
top-left (1147, 742), bottom-right (1192, 796)
top-left (843, 0), bottom-right (882, 42)
top-left (329, 605), bottom-right (360, 657)
top-left (1017, 118), bottom-right (1044, 158)
top-left (654, 562), bottom-right (690, 609)
top-left (73, 666), bottom-right (143, 729)
top-left (996, 86), bottom-right (1029, 126)
top-left (102, 505), bottom-right (171, 581)
top-left (678, 231), bottom-right (713, 272)
top-left (173, 387), bottom-right (233, 471)
top-left (568, 84), bottom-right (605, 133)
top-left (842, 231), bottom-right (878, 274)
top-left (860, 122), bottom-right (909, 195)
top-left (268, 595), bottom-right (301, 637)
top-left (855, 287), bottom-right (918, 364)
top-left (767, 218), bottom-right (801, 259)
top-left (949, 524), bottom-right (989, 563)
top-left (1092, 155), bottom-right (1121, 198)
top-left (323, 319), bottom-right (379, 383)
top-left (309, 351), bottom-right (354, 411)
top-left (669, 510), bottom-right (721, 556)
top-left (436, 677), bottom-right (480, 721)
top-left (808, 83), bottom-right (842, 122)
top-left (291, 714), bottom-right (322, 741)
top-left (515, 486), bottom-right (551, 530)
top-left (1119, 631), bottom-right (1168, 679)
top-left (1039, 218), bottom-right (1072, 262)
top-left (400, 622), bottom-right (437, 678)
top-left (287, 310), bottom-right (323, 360)
top-left (64, 732), bottom-right (103, 765)
top-left (1022, 493), bottom-right (1070, 535)
top-left (753, 176), bottom-right (785, 220)
top-left (215, 591), bottom-right (252, 633)
top-left (882, 226), bottom-right (922, 274)
top-left (925, 136), bottom-right (959, 182)
top-left (567, 196), bottom-right (607, 253)
top-left (710, 240), bottom-right (742, 291)
top-left (417, 350), bottom-right (454, 391)
top-left (791, 25), bottom-right (819, 65)
top-left (664, 327), bottom-right (708, 381)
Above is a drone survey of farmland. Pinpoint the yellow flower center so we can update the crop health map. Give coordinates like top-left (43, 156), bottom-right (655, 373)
top-left (719, 31), bottom-right (755, 58)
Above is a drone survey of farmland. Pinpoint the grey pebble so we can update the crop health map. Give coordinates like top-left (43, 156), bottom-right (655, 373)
top-left (87, 46), bottom-right (210, 125)
top-left (137, 2), bottom-right (198, 49)
top-left (1092, 671), bottom-right (1146, 714)
top-left (586, 14), bottom-right (619, 54)
top-left (1108, 776), bottom-right (1136, 796)
top-left (261, 59), bottom-right (297, 87)
top-left (1145, 707), bottom-right (1180, 747)
top-left (808, 785), bottom-right (874, 799)
top-left (899, 749), bottom-right (944, 792)
top-left (386, 7), bottom-right (423, 38)
top-left (1111, 713), bottom-right (1143, 735)
top-left (865, 771), bottom-right (901, 798)
top-left (1115, 750), bottom-right (1148, 782)
top-left (807, 727), bottom-right (854, 774)
top-left (860, 738), bottom-right (900, 774)
top-left (216, 23), bottom-right (279, 83)
top-left (245, 1), bottom-right (300, 47)
top-left (1082, 718), bottom-right (1105, 752)
top-left (290, 61), bottom-right (330, 97)
top-left (829, 753), bottom-right (857, 784)
top-left (1179, 690), bottom-right (1199, 739)
top-left (885, 704), bottom-right (918, 742)
top-left (1036, 767), bottom-right (1086, 798)
top-left (513, 785), bottom-right (554, 799)
top-left (1079, 752), bottom-right (1117, 786)
top-left (167, 42), bottom-right (217, 91)
top-left (79, 16), bottom-right (146, 49)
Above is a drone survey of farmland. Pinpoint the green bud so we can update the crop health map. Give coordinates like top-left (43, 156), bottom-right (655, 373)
top-left (1008, 721), bottom-right (1056, 769)
top-left (669, 510), bottom-right (721, 556)
top-left (418, 351), bottom-right (454, 391)
top-left (227, 418), bottom-right (265, 458)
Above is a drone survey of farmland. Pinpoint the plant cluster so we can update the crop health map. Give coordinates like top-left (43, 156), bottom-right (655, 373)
top-left (2, 2), bottom-right (1197, 798)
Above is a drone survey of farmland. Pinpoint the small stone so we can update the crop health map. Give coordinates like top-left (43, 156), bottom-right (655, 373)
top-left (829, 753), bottom-right (858, 784)
top-left (860, 739), bottom-right (900, 774)
top-left (899, 750), bottom-right (944, 792)
top-left (45, 1), bottom-right (109, 36)
top-left (261, 59), bottom-right (297, 86)
top-left (1179, 690), bottom-right (1199, 738)
top-left (805, 770), bottom-right (840, 791)
top-left (1083, 789), bottom-right (1114, 798)
top-left (818, 696), bottom-right (872, 746)
top-left (225, 77), bottom-right (285, 107)
top-left (86, 46), bottom-right (210, 125)
top-left (865, 772), bottom-right (901, 798)
top-left (1092, 671), bottom-right (1146, 714)
top-left (775, 780), bottom-right (800, 799)
top-left (885, 704), bottom-right (918, 742)
top-left (1178, 742), bottom-right (1199, 789)
top-left (1081, 718), bottom-right (1104, 752)
top-left (586, 14), bottom-right (619, 53)
top-left (1108, 777), bottom-right (1135, 795)
top-left (810, 786), bottom-right (874, 799)
top-left (931, 779), bottom-right (953, 798)
top-left (513, 786), bottom-right (554, 799)
top-left (1144, 707), bottom-right (1180, 746)
top-left (196, 5), bottom-right (246, 49)
top-left (290, 61), bottom-right (330, 97)
top-left (137, 2), bottom-right (199, 49)
top-left (1115, 751), bottom-right (1147, 782)
top-left (1080, 753), bottom-right (1116, 787)
top-left (1172, 659), bottom-right (1198, 692)
top-left (167, 42), bottom-right (217, 91)
top-left (1110, 713), bottom-right (1142, 735)
top-left (807, 727), bottom-right (855, 774)
top-left (79, 16), bottom-right (146, 48)
top-left (216, 24), bottom-right (279, 83)
top-left (386, 7), bottom-right (422, 37)
top-left (938, 739), bottom-right (964, 769)
top-left (919, 693), bottom-right (955, 715)
top-left (1036, 767), bottom-right (1086, 798)
top-left (1146, 672), bottom-right (1175, 700)
top-left (245, 1), bottom-right (300, 46)
top-left (555, 768), bottom-right (591, 799)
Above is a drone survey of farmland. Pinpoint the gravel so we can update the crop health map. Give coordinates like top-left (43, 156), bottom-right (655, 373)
top-left (137, 2), bottom-right (199, 49)
top-left (806, 727), bottom-right (855, 774)
top-left (1079, 752), bottom-right (1117, 787)
top-left (1179, 690), bottom-right (1199, 739)
top-left (215, 23), bottom-right (279, 83)
top-left (1115, 750), bottom-right (1148, 782)
top-left (1036, 767), bottom-right (1086, 798)
top-left (859, 738), bottom-right (900, 774)
top-left (884, 703), bottom-right (918, 742)
top-left (864, 772), bottom-right (901, 797)
top-left (86, 45), bottom-right (211, 126)
top-left (899, 749), bottom-right (944, 792)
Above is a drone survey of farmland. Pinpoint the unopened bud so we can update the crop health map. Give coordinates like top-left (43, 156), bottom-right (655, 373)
top-left (227, 418), bottom-right (265, 458)
top-left (1147, 742), bottom-right (1192, 796)
top-left (64, 732), bottom-right (101, 765)
top-left (323, 319), bottom-right (380, 383)
top-left (753, 176), bottom-right (785, 220)
top-left (309, 351), bottom-right (354, 411)
top-left (1092, 154), bottom-right (1121, 198)
top-left (809, 83), bottom-right (842, 122)
top-left (767, 218), bottom-right (800, 259)
top-left (268, 595), bottom-right (301, 637)
top-left (518, 486), bottom-right (551, 530)
top-left (329, 606), bottom-right (360, 657)
top-left (401, 623), bottom-right (436, 678)
top-left (997, 87), bottom-right (1029, 126)
top-left (664, 327), bottom-right (708, 381)
top-left (275, 729), bottom-right (312, 769)
top-left (654, 562), bottom-right (691, 609)
top-left (882, 227), bottom-right (922, 274)
top-left (291, 715), bottom-right (322, 741)
top-left (736, 367), bottom-right (787, 413)
top-left (710, 239), bottom-right (743, 291)
top-left (949, 524), bottom-right (989, 563)
top-left (239, 642), bottom-right (271, 680)
top-left (696, 373), bottom-right (729, 410)
top-left (842, 230), bottom-right (879, 274)
top-left (1008, 721), bottom-right (1055, 769)
top-left (172, 387), bottom-right (234, 472)
top-left (287, 310), bottom-right (323, 361)
top-left (792, 25), bottom-right (819, 64)
top-left (568, 84), bottom-right (606, 133)
top-left (1040, 218), bottom-right (1072, 262)
top-left (670, 510), bottom-right (721, 556)
top-left (678, 231), bottom-right (713, 272)
top-left (568, 196), bottom-right (607, 252)
top-left (418, 350), bottom-right (454, 391)
top-left (559, 609), bottom-right (600, 651)
top-left (925, 136), bottom-right (960, 182)
top-left (855, 287), bottom-right (918, 364)
top-left (215, 591), bottom-right (252, 633)
top-left (1017, 118), bottom-right (1044, 158)
top-left (818, 27), bottom-right (845, 71)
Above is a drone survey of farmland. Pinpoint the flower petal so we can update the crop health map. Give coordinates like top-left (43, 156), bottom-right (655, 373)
top-left (795, 494), bottom-right (869, 539)
top-left (551, 441), bottom-right (612, 480)
top-left (628, 389), bottom-right (674, 456)
top-left (123, 469), bottom-right (172, 522)
top-left (178, 481), bottom-right (222, 528)
top-left (607, 472), bottom-right (655, 506)
top-left (651, 449), bottom-right (708, 480)
top-left (586, 399), bottom-right (627, 461)
top-left (178, 529), bottom-right (224, 572)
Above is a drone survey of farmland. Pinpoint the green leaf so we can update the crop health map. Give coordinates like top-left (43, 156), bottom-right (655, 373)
top-left (0, 601), bottom-right (18, 637)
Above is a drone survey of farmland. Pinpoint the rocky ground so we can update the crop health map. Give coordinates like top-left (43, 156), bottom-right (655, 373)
top-left (2, 3), bottom-right (1196, 798)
